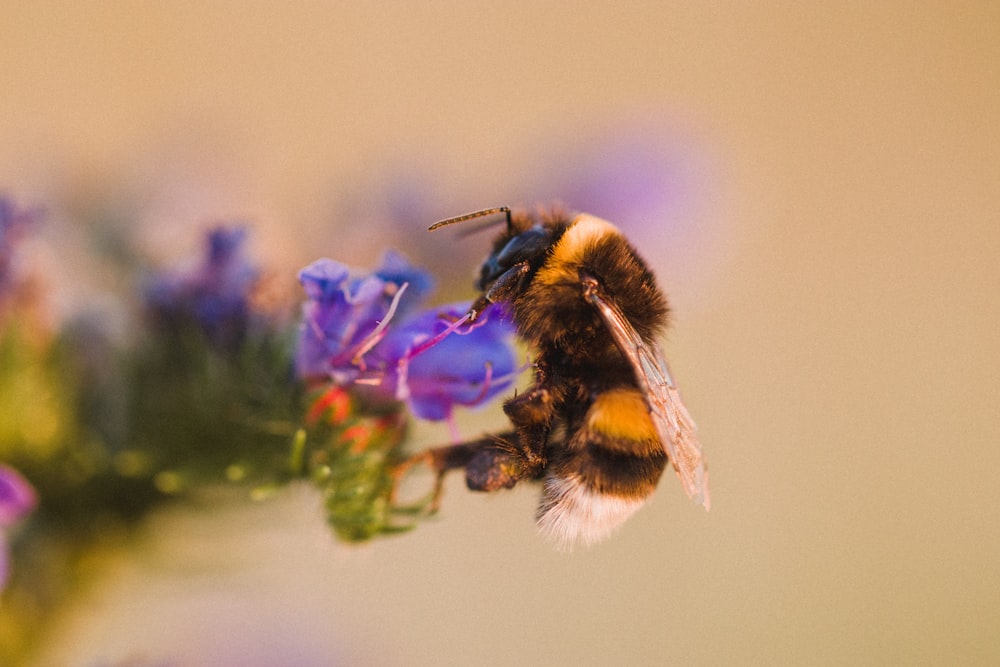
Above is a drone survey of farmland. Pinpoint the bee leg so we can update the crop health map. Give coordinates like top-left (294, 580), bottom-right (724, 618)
top-left (466, 446), bottom-right (535, 491)
top-left (502, 388), bottom-right (553, 473)
top-left (392, 443), bottom-right (479, 511)
top-left (469, 262), bottom-right (530, 321)
top-left (393, 434), bottom-right (524, 510)
top-left (504, 387), bottom-right (552, 425)
top-left (389, 449), bottom-right (431, 508)
top-left (445, 435), bottom-right (541, 494)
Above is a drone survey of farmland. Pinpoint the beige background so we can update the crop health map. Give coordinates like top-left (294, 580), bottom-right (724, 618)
top-left (3, 3), bottom-right (998, 666)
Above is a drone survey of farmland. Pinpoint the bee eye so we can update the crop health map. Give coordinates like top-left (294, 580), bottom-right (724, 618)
top-left (479, 227), bottom-right (550, 287)
top-left (496, 226), bottom-right (549, 266)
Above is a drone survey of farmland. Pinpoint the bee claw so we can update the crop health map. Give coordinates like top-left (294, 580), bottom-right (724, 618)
top-left (390, 449), bottom-right (450, 514)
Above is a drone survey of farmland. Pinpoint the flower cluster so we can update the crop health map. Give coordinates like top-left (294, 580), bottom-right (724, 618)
top-left (296, 251), bottom-right (517, 423)
top-left (289, 251), bottom-right (518, 540)
top-left (0, 204), bottom-right (522, 661)
top-left (0, 202), bottom-right (524, 594)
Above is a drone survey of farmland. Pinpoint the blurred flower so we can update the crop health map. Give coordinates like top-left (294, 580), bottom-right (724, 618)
top-left (519, 120), bottom-right (720, 299)
top-left (0, 464), bottom-right (37, 591)
top-left (0, 196), bottom-right (42, 302)
top-left (543, 132), bottom-right (687, 228)
top-left (145, 225), bottom-right (259, 347)
top-left (295, 252), bottom-right (516, 421)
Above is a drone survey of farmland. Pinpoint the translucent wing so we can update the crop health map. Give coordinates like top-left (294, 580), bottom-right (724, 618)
top-left (583, 278), bottom-right (710, 510)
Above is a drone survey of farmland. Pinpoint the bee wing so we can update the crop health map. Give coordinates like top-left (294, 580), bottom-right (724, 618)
top-left (584, 281), bottom-right (710, 510)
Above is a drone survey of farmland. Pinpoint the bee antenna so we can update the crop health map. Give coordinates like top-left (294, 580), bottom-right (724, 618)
top-left (428, 206), bottom-right (511, 233)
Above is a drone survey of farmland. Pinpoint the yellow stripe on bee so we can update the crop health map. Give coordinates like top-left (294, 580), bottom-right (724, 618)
top-left (535, 214), bottom-right (621, 286)
top-left (586, 388), bottom-right (657, 442)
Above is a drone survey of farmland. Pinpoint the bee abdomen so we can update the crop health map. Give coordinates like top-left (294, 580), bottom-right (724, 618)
top-left (536, 389), bottom-right (668, 549)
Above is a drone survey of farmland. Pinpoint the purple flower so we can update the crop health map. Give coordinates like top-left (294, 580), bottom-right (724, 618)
top-left (146, 225), bottom-right (259, 347)
top-left (373, 302), bottom-right (517, 421)
top-left (295, 252), bottom-right (517, 421)
top-left (295, 251), bottom-right (433, 382)
top-left (0, 465), bottom-right (37, 591)
top-left (533, 128), bottom-right (693, 231)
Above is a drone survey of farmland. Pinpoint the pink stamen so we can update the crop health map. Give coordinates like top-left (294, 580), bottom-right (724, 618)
top-left (406, 311), bottom-right (472, 358)
top-left (394, 351), bottom-right (411, 402)
top-left (392, 309), bottom-right (474, 403)
top-left (351, 282), bottom-right (409, 363)
top-left (446, 413), bottom-right (462, 443)
top-left (470, 361), bottom-right (495, 404)
top-left (330, 281), bottom-right (410, 368)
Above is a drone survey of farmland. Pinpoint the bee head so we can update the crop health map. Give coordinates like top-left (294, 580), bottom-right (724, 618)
top-left (476, 223), bottom-right (557, 291)
top-left (428, 207), bottom-right (571, 314)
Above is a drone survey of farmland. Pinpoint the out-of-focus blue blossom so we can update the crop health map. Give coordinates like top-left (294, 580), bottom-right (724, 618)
top-left (535, 129), bottom-right (693, 231)
top-left (519, 122), bottom-right (718, 301)
top-left (0, 196), bottom-right (42, 300)
top-left (295, 251), bottom-right (433, 382)
top-left (367, 250), bottom-right (435, 302)
top-left (145, 225), bottom-right (259, 347)
top-left (0, 465), bottom-right (36, 591)
top-left (296, 252), bottom-right (516, 421)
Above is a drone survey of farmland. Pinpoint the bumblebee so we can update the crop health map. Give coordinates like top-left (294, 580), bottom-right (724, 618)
top-left (412, 206), bottom-right (709, 548)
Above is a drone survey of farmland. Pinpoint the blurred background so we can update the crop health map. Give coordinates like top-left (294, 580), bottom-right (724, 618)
top-left (2, 2), bottom-right (998, 665)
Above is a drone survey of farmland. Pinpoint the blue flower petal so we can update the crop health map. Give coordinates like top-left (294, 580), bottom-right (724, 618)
top-left (377, 302), bottom-right (517, 421)
top-left (374, 249), bottom-right (434, 317)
